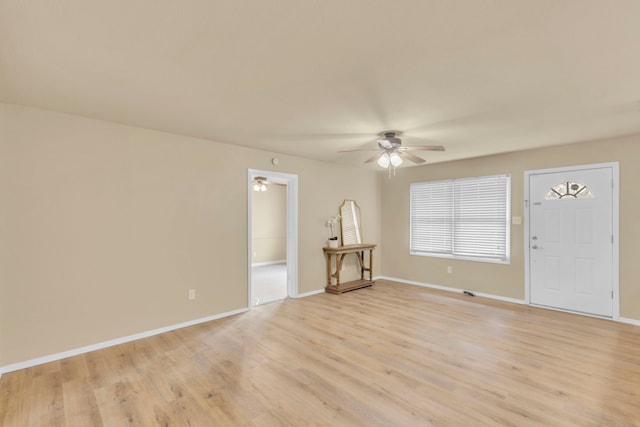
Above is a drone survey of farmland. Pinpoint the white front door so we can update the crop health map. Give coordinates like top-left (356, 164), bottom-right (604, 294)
top-left (528, 167), bottom-right (613, 317)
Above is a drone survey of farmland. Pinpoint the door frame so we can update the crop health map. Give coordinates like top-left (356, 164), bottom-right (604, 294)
top-left (247, 169), bottom-right (299, 308)
top-left (524, 162), bottom-right (620, 319)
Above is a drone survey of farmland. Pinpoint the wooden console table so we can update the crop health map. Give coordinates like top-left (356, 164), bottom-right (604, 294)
top-left (323, 244), bottom-right (376, 294)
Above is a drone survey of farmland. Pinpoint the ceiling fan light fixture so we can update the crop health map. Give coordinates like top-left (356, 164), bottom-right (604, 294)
top-left (336, 130), bottom-right (445, 173)
top-left (389, 151), bottom-right (403, 167)
top-left (252, 177), bottom-right (268, 192)
top-left (377, 153), bottom-right (390, 168)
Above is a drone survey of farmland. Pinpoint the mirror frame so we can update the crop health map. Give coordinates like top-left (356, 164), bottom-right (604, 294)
top-left (340, 199), bottom-right (362, 245)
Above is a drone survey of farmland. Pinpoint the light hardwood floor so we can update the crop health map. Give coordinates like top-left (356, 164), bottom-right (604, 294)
top-left (1, 280), bottom-right (639, 426)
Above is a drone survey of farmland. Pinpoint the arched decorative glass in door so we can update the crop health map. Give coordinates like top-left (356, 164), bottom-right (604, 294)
top-left (545, 181), bottom-right (594, 200)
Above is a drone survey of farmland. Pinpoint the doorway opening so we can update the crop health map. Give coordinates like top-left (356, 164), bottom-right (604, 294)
top-left (524, 162), bottom-right (619, 318)
top-left (247, 169), bottom-right (298, 307)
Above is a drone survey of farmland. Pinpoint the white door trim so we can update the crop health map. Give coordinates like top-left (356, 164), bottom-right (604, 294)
top-left (524, 162), bottom-right (620, 319)
top-left (247, 169), bottom-right (299, 308)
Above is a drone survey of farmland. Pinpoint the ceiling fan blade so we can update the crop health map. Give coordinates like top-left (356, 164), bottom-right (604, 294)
top-left (364, 152), bottom-right (383, 164)
top-left (337, 148), bottom-right (379, 153)
top-left (398, 151), bottom-right (426, 164)
top-left (401, 145), bottom-right (445, 151)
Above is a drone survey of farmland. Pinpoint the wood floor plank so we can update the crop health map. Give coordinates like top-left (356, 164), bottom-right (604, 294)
top-left (61, 378), bottom-right (103, 427)
top-left (1, 280), bottom-right (639, 426)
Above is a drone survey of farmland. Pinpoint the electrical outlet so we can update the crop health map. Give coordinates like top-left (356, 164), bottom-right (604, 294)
top-left (188, 289), bottom-right (196, 300)
top-left (447, 266), bottom-right (453, 274)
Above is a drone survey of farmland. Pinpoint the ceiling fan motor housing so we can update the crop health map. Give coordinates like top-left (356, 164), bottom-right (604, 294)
top-left (379, 132), bottom-right (402, 149)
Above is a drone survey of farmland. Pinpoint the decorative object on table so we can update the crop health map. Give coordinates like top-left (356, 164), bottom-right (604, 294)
top-left (323, 200), bottom-right (377, 294)
top-left (339, 199), bottom-right (362, 245)
top-left (326, 215), bottom-right (341, 248)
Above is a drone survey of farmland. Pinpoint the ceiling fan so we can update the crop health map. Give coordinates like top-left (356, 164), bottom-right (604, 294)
top-left (339, 131), bottom-right (445, 169)
top-left (252, 176), bottom-right (270, 192)
top-left (251, 176), bottom-right (287, 192)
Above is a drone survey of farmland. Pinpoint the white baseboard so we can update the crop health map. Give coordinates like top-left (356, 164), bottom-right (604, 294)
top-left (252, 260), bottom-right (286, 267)
top-left (4, 281), bottom-right (636, 376)
top-left (620, 317), bottom-right (640, 327)
top-left (380, 276), bottom-right (640, 325)
top-left (295, 289), bottom-right (325, 298)
top-left (377, 276), bottom-right (526, 305)
top-left (0, 307), bottom-right (248, 375)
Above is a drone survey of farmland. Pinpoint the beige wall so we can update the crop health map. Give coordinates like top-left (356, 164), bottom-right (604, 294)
top-left (380, 134), bottom-right (640, 321)
top-left (3, 101), bottom-right (637, 369)
top-left (251, 184), bottom-right (287, 264)
top-left (0, 105), bottom-right (6, 366)
top-left (0, 103), bottom-right (380, 367)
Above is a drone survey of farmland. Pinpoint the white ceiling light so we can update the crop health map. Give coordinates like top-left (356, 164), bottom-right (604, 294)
top-left (376, 151), bottom-right (403, 169)
top-left (389, 151), bottom-right (403, 167)
top-left (377, 153), bottom-right (390, 168)
top-left (252, 177), bottom-right (268, 191)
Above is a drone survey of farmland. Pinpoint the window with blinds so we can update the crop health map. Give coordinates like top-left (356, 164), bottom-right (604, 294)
top-left (410, 174), bottom-right (511, 263)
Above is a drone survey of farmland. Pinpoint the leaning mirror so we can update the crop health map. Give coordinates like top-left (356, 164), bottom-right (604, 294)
top-left (340, 199), bottom-right (362, 245)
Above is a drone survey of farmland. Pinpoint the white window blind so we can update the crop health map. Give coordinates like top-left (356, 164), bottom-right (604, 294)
top-left (410, 174), bottom-right (510, 263)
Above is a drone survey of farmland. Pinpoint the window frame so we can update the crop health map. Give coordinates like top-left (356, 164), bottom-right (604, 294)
top-left (409, 174), bottom-right (511, 264)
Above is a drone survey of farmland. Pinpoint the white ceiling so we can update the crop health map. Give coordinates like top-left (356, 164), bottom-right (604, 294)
top-left (2, 1), bottom-right (639, 168)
